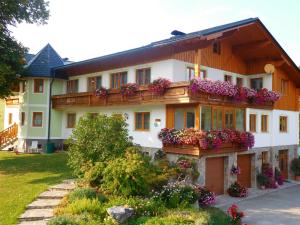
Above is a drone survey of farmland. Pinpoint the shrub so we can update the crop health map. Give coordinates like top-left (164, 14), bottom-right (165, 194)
top-left (195, 186), bottom-right (216, 207)
top-left (176, 157), bottom-right (199, 182)
top-left (257, 173), bottom-right (268, 187)
top-left (67, 114), bottom-right (132, 179)
top-left (227, 182), bottom-right (247, 198)
top-left (227, 204), bottom-right (245, 225)
top-left (101, 146), bottom-right (153, 196)
top-left (152, 182), bottom-right (198, 208)
top-left (47, 216), bottom-right (79, 225)
top-left (291, 157), bottom-right (300, 176)
top-left (262, 164), bottom-right (278, 188)
top-left (68, 188), bottom-right (97, 202)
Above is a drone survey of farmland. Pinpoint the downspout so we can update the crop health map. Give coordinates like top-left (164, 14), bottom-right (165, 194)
top-left (47, 70), bottom-right (55, 144)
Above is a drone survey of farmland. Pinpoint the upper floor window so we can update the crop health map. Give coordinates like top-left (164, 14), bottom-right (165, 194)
top-left (200, 69), bottom-right (207, 79)
top-left (111, 71), bottom-right (127, 89)
top-left (250, 78), bottom-right (263, 91)
top-left (136, 68), bottom-right (151, 85)
top-left (87, 76), bottom-right (102, 92)
top-left (67, 113), bottom-right (76, 128)
top-left (67, 79), bottom-right (79, 94)
top-left (135, 112), bottom-right (150, 131)
top-left (249, 114), bottom-right (257, 132)
top-left (236, 77), bottom-right (243, 87)
top-left (34, 79), bottom-right (44, 93)
top-left (32, 112), bottom-right (43, 127)
top-left (261, 115), bottom-right (268, 133)
top-left (224, 75), bottom-right (232, 84)
top-left (279, 116), bottom-right (287, 132)
top-left (281, 79), bottom-right (288, 96)
top-left (213, 41), bottom-right (221, 55)
top-left (186, 67), bottom-right (195, 80)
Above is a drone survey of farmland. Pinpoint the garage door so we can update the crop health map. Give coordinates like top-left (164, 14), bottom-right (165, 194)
top-left (237, 154), bottom-right (252, 188)
top-left (205, 157), bottom-right (224, 195)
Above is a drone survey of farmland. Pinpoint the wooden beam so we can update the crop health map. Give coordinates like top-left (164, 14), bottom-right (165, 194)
top-left (232, 39), bottom-right (271, 54)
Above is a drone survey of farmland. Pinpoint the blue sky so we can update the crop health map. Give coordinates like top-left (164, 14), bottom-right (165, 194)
top-left (11, 0), bottom-right (300, 65)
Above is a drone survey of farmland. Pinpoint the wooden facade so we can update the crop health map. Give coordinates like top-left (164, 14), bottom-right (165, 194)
top-left (5, 97), bottom-right (19, 106)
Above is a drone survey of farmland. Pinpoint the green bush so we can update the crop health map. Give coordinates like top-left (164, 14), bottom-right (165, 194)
top-left (152, 182), bottom-right (198, 208)
top-left (67, 114), bottom-right (132, 179)
top-left (68, 188), bottom-right (97, 202)
top-left (47, 216), bottom-right (79, 225)
top-left (291, 157), bottom-right (300, 176)
top-left (101, 147), bottom-right (153, 196)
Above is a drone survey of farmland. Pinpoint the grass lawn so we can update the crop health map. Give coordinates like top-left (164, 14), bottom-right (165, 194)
top-left (0, 151), bottom-right (72, 225)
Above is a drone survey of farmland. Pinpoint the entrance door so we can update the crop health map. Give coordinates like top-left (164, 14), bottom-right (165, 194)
top-left (279, 150), bottom-right (288, 180)
top-left (205, 157), bottom-right (224, 195)
top-left (237, 154), bottom-right (252, 188)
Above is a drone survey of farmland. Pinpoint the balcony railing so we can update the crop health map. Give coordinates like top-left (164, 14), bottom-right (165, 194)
top-left (51, 81), bottom-right (275, 109)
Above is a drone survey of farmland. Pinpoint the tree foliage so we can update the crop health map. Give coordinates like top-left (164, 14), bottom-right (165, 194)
top-left (0, 0), bottom-right (49, 98)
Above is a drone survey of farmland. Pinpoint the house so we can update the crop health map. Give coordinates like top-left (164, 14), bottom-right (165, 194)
top-left (1, 18), bottom-right (299, 194)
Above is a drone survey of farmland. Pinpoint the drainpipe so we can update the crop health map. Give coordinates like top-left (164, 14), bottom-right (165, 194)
top-left (47, 71), bottom-right (55, 144)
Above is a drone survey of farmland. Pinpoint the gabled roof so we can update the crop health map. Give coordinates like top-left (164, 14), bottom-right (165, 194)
top-left (24, 53), bottom-right (35, 64)
top-left (24, 44), bottom-right (65, 78)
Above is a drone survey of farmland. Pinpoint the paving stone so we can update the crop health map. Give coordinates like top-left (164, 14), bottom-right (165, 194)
top-left (27, 199), bottom-right (61, 209)
top-left (38, 190), bottom-right (69, 199)
top-left (19, 209), bottom-right (53, 221)
top-left (19, 220), bottom-right (48, 225)
top-left (49, 182), bottom-right (75, 191)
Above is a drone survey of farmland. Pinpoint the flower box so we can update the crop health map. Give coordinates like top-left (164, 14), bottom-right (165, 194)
top-left (163, 144), bottom-right (200, 156)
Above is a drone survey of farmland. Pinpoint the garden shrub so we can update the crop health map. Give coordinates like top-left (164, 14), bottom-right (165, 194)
top-left (67, 114), bottom-right (132, 179)
top-left (227, 182), bottom-right (247, 197)
top-left (68, 188), bottom-right (97, 202)
top-left (291, 157), bottom-right (300, 176)
top-left (152, 182), bottom-right (198, 208)
top-left (101, 146), bottom-right (153, 196)
top-left (47, 216), bottom-right (80, 225)
top-left (176, 157), bottom-right (199, 182)
top-left (83, 162), bottom-right (106, 186)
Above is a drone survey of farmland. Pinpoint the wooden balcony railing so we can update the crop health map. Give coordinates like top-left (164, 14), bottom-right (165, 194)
top-left (0, 123), bottom-right (18, 148)
top-left (6, 97), bottom-right (19, 106)
top-left (51, 82), bottom-right (274, 109)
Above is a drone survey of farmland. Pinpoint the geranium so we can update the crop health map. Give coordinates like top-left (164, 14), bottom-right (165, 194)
top-left (231, 165), bottom-right (241, 175)
top-left (95, 87), bottom-right (108, 99)
top-left (149, 78), bottom-right (171, 95)
top-left (227, 204), bottom-right (245, 224)
top-left (255, 88), bottom-right (280, 104)
top-left (120, 83), bottom-right (139, 97)
top-left (227, 182), bottom-right (248, 198)
top-left (195, 186), bottom-right (216, 207)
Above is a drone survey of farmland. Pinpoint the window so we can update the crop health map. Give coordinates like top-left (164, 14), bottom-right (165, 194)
top-left (34, 79), bottom-right (44, 93)
top-left (261, 115), bottom-right (268, 132)
top-left (201, 106), bottom-right (211, 131)
top-left (249, 114), bottom-right (257, 132)
top-left (213, 41), bottom-right (221, 54)
top-left (200, 69), bottom-right (207, 79)
top-left (224, 109), bottom-right (234, 129)
top-left (236, 77), bottom-right (243, 87)
top-left (87, 76), bottom-right (102, 92)
top-left (212, 108), bottom-right (223, 130)
top-left (224, 75), bottom-right (232, 84)
top-left (186, 67), bottom-right (195, 80)
top-left (250, 78), bottom-right (263, 90)
top-left (235, 109), bottom-right (245, 131)
top-left (21, 112), bottom-right (25, 126)
top-left (136, 68), bottom-right (151, 85)
top-left (8, 113), bottom-right (13, 125)
top-left (111, 72), bottom-right (127, 89)
top-left (32, 112), bottom-right (43, 127)
top-left (135, 112), bottom-right (150, 131)
top-left (281, 79), bottom-right (288, 96)
top-left (174, 107), bottom-right (195, 129)
top-left (279, 116), bottom-right (287, 132)
top-left (67, 79), bottom-right (79, 93)
top-left (67, 113), bottom-right (76, 128)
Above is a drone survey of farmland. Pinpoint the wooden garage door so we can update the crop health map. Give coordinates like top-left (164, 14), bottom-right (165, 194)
top-left (279, 150), bottom-right (288, 180)
top-left (206, 157), bottom-right (224, 195)
top-left (237, 154), bottom-right (252, 188)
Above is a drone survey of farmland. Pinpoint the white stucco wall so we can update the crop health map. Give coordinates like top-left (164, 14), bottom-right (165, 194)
top-left (61, 105), bottom-right (166, 148)
top-left (4, 106), bottom-right (19, 129)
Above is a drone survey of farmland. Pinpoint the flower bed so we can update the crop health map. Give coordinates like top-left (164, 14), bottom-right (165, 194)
top-left (189, 78), bottom-right (280, 104)
top-left (158, 128), bottom-right (254, 150)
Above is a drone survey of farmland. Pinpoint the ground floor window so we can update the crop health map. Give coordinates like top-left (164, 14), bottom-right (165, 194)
top-left (21, 112), bottom-right (25, 126)
top-left (135, 112), bottom-right (150, 131)
top-left (32, 112), bottom-right (43, 127)
top-left (8, 113), bottom-right (13, 125)
top-left (67, 113), bottom-right (76, 128)
top-left (249, 114), bottom-right (257, 132)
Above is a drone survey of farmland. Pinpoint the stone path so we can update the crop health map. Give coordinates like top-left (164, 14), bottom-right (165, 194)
top-left (19, 180), bottom-right (75, 225)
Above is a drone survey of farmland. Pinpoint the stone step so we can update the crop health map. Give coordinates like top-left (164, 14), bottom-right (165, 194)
top-left (38, 190), bottom-right (69, 199)
top-left (19, 209), bottom-right (53, 222)
top-left (19, 219), bottom-right (48, 225)
top-left (49, 182), bottom-right (75, 191)
top-left (27, 199), bottom-right (61, 209)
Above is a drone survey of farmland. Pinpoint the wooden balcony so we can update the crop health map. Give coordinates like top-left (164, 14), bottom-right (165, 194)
top-left (5, 97), bottom-right (19, 106)
top-left (51, 81), bottom-right (274, 109)
top-left (163, 142), bottom-right (247, 157)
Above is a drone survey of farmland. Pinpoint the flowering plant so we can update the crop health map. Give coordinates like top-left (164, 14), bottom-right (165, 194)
top-left (158, 128), bottom-right (254, 150)
top-left (231, 165), bottom-right (241, 175)
top-left (195, 186), bottom-right (216, 207)
top-left (148, 78), bottom-right (171, 95)
top-left (261, 163), bottom-right (278, 188)
top-left (176, 157), bottom-right (199, 181)
top-left (227, 181), bottom-right (248, 198)
top-left (227, 204), bottom-right (245, 225)
top-left (120, 83), bottom-right (139, 97)
top-left (189, 78), bottom-right (280, 104)
top-left (95, 87), bottom-right (108, 99)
